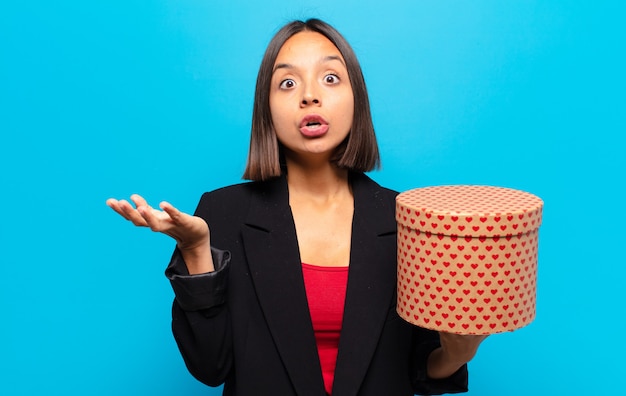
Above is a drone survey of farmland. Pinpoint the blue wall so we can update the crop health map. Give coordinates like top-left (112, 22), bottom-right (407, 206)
top-left (1, 1), bottom-right (624, 395)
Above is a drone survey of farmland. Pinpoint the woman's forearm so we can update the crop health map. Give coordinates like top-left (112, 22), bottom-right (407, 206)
top-left (180, 239), bottom-right (215, 274)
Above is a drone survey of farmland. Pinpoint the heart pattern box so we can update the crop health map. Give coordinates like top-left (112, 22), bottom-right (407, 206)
top-left (396, 185), bottom-right (543, 334)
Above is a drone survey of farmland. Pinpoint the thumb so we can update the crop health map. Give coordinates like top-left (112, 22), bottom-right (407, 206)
top-left (160, 201), bottom-right (186, 224)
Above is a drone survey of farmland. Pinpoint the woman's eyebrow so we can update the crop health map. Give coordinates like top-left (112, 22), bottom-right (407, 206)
top-left (323, 55), bottom-right (346, 67)
top-left (272, 55), bottom-right (346, 74)
top-left (273, 62), bottom-right (293, 73)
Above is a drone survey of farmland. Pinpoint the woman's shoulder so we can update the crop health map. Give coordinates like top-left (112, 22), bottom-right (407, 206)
top-left (204, 180), bottom-right (258, 197)
top-left (191, 180), bottom-right (274, 222)
top-left (351, 172), bottom-right (399, 199)
top-left (199, 179), bottom-right (268, 202)
top-left (197, 177), bottom-right (285, 209)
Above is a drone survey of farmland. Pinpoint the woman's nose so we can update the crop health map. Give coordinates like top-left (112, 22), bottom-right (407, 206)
top-left (300, 84), bottom-right (321, 107)
top-left (301, 96), bottom-right (320, 106)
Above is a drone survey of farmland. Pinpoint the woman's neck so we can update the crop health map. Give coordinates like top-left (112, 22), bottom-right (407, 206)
top-left (285, 159), bottom-right (351, 202)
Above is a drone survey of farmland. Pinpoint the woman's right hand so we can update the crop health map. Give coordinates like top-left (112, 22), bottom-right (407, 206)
top-left (106, 194), bottom-right (215, 273)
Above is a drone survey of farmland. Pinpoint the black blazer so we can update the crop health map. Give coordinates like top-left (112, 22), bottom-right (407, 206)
top-left (166, 173), bottom-right (468, 396)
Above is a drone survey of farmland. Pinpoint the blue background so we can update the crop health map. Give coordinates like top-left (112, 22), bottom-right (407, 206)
top-left (1, 1), bottom-right (624, 395)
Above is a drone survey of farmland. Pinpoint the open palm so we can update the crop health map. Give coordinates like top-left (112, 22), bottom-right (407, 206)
top-left (106, 194), bottom-right (209, 251)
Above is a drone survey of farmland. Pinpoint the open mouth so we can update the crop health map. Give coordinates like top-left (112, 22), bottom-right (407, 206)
top-left (300, 114), bottom-right (328, 128)
top-left (299, 114), bottom-right (329, 137)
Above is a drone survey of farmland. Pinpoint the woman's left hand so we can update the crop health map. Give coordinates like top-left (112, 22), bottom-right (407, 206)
top-left (438, 332), bottom-right (488, 365)
top-left (427, 332), bottom-right (488, 379)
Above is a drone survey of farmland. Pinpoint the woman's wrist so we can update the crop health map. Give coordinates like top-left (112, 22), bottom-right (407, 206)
top-left (179, 239), bottom-right (215, 274)
top-left (426, 332), bottom-right (487, 379)
top-left (426, 346), bottom-right (466, 379)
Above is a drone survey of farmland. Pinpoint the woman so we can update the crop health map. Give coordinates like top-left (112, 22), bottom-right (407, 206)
top-left (107, 19), bottom-right (485, 395)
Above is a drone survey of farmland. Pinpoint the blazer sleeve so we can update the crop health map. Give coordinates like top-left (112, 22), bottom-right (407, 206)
top-left (164, 247), bottom-right (234, 387)
top-left (165, 247), bottom-right (231, 311)
top-left (410, 325), bottom-right (469, 395)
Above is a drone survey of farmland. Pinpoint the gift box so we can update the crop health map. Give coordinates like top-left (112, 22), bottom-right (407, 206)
top-left (396, 185), bottom-right (543, 334)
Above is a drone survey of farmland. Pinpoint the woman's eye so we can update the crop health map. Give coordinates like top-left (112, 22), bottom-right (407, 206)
top-left (279, 79), bottom-right (296, 89)
top-left (324, 74), bottom-right (339, 84)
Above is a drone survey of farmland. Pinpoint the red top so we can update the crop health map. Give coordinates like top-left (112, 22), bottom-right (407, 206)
top-left (301, 263), bottom-right (349, 395)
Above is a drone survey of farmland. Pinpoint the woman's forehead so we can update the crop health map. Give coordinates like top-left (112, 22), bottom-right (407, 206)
top-left (274, 31), bottom-right (345, 67)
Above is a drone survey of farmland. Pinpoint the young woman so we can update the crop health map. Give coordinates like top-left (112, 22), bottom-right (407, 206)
top-left (107, 19), bottom-right (486, 396)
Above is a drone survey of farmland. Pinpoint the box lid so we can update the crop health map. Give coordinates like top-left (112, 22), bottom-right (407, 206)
top-left (396, 185), bottom-right (543, 238)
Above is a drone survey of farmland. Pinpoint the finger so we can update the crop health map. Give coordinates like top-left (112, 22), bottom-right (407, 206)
top-left (130, 194), bottom-right (149, 208)
top-left (106, 198), bottom-right (132, 220)
top-left (137, 204), bottom-right (169, 231)
top-left (159, 201), bottom-right (184, 224)
top-left (118, 199), bottom-right (149, 226)
top-left (131, 195), bottom-right (165, 229)
top-left (106, 198), bottom-right (121, 212)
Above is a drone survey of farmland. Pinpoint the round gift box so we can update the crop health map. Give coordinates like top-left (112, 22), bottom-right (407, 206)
top-left (396, 185), bottom-right (543, 335)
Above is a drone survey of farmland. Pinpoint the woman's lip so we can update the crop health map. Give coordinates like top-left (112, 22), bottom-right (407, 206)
top-left (299, 114), bottom-right (328, 128)
top-left (299, 114), bottom-right (329, 138)
top-left (299, 124), bottom-right (329, 137)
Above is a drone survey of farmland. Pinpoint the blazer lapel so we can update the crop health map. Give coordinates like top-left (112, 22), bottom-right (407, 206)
top-left (332, 173), bottom-right (398, 396)
top-left (241, 176), bottom-right (326, 396)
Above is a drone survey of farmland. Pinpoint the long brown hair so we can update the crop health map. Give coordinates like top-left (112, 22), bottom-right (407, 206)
top-left (243, 19), bottom-right (380, 181)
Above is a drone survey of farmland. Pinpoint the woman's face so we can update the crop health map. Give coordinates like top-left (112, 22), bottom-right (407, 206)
top-left (269, 31), bottom-right (354, 163)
